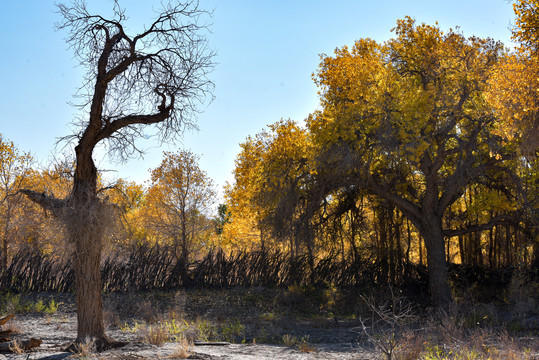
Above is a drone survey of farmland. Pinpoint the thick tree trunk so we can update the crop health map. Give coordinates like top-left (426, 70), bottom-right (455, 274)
top-left (70, 212), bottom-right (107, 345)
top-left (67, 147), bottom-right (113, 350)
top-left (420, 215), bottom-right (452, 309)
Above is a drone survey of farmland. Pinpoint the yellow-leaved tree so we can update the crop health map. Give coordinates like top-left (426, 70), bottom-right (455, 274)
top-left (307, 17), bottom-right (514, 308)
top-left (0, 134), bottom-right (32, 270)
top-left (144, 150), bottom-right (216, 264)
top-left (223, 119), bottom-right (312, 254)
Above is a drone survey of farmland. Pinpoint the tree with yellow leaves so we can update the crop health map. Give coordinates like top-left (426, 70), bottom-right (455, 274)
top-left (144, 150), bottom-right (216, 264)
top-left (0, 134), bottom-right (32, 270)
top-left (222, 131), bottom-right (268, 250)
top-left (224, 119), bottom-right (313, 254)
top-left (308, 17), bottom-right (513, 308)
top-left (486, 0), bottom-right (539, 151)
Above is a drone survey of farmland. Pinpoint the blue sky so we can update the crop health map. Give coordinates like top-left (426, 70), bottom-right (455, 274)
top-left (0, 0), bottom-right (516, 200)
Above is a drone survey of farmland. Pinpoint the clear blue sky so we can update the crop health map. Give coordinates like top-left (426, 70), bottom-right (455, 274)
top-left (0, 0), bottom-right (516, 201)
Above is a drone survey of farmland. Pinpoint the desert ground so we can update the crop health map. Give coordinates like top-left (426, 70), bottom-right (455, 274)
top-left (0, 289), bottom-right (537, 359)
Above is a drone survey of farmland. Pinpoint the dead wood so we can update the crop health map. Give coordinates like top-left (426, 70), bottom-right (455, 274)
top-left (0, 314), bottom-right (14, 326)
top-left (194, 341), bottom-right (230, 346)
top-left (0, 329), bottom-right (13, 339)
top-left (0, 338), bottom-right (42, 353)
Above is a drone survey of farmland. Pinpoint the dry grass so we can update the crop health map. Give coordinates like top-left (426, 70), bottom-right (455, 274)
top-left (166, 337), bottom-right (193, 359)
top-left (4, 287), bottom-right (538, 359)
top-left (8, 340), bottom-right (24, 354)
top-left (389, 315), bottom-right (539, 360)
top-left (72, 338), bottom-right (95, 358)
top-left (297, 340), bottom-right (316, 353)
top-left (142, 324), bottom-right (169, 346)
top-left (3, 319), bottom-right (22, 334)
top-left (282, 334), bottom-right (298, 347)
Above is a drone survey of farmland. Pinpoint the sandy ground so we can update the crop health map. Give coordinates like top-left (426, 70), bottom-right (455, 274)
top-left (0, 313), bottom-right (373, 360)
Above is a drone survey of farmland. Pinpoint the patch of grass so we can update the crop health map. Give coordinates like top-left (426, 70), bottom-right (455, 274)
top-left (72, 338), bottom-right (95, 358)
top-left (297, 336), bottom-right (315, 353)
top-left (166, 337), bottom-right (193, 359)
top-left (143, 324), bottom-right (169, 346)
top-left (0, 293), bottom-right (60, 315)
top-left (282, 334), bottom-right (298, 347)
top-left (221, 319), bottom-right (245, 342)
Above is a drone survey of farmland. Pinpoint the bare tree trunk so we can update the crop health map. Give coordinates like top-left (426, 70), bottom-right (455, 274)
top-left (1, 234), bottom-right (6, 272)
top-left (65, 148), bottom-right (116, 349)
top-left (72, 219), bottom-right (106, 344)
top-left (420, 215), bottom-right (452, 309)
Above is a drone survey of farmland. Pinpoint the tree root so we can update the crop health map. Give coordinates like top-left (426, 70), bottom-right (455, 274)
top-left (65, 337), bottom-right (128, 353)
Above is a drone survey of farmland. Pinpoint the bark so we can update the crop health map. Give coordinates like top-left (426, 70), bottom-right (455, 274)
top-left (70, 210), bottom-right (107, 344)
top-left (66, 147), bottom-right (113, 348)
top-left (1, 234), bottom-right (6, 272)
top-left (419, 215), bottom-right (452, 309)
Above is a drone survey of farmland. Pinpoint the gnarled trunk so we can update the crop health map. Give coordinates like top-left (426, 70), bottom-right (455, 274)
top-left (67, 147), bottom-right (111, 348)
top-left (68, 200), bottom-right (107, 345)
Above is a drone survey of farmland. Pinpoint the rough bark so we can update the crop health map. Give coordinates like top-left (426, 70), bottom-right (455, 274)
top-left (70, 205), bottom-right (107, 345)
top-left (419, 215), bottom-right (452, 309)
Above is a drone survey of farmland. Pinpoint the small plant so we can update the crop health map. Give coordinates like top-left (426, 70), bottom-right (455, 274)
top-left (121, 321), bottom-right (143, 333)
top-left (297, 336), bottom-right (315, 353)
top-left (0, 292), bottom-right (21, 314)
top-left (221, 319), bottom-right (244, 342)
top-left (358, 288), bottom-right (418, 360)
top-left (45, 299), bottom-right (59, 314)
top-left (34, 300), bottom-right (46, 313)
top-left (144, 324), bottom-right (169, 346)
top-left (165, 317), bottom-right (190, 340)
top-left (195, 318), bottom-right (216, 342)
top-left (282, 334), bottom-right (298, 346)
top-left (167, 337), bottom-right (193, 359)
top-left (72, 338), bottom-right (95, 358)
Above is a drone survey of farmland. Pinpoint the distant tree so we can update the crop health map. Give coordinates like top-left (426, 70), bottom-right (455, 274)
top-left (20, 0), bottom-right (214, 349)
top-left (215, 204), bottom-right (230, 235)
top-left (513, 0), bottom-right (539, 55)
top-left (144, 150), bottom-right (216, 263)
top-left (489, 0), bottom-right (539, 150)
top-left (0, 135), bottom-right (32, 270)
top-left (224, 120), bottom-right (312, 253)
top-left (488, 0), bottom-right (539, 265)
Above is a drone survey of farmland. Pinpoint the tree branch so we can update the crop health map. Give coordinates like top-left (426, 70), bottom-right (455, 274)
top-left (18, 189), bottom-right (67, 219)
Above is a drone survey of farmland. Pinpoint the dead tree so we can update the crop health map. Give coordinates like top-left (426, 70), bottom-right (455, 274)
top-left (20, 0), bottom-right (214, 349)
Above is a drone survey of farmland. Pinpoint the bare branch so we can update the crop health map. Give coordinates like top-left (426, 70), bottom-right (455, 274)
top-left (18, 189), bottom-right (67, 219)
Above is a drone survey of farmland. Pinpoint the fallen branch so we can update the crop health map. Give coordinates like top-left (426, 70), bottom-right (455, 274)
top-left (193, 341), bottom-right (230, 346)
top-left (0, 314), bottom-right (14, 326)
top-left (0, 338), bottom-right (42, 353)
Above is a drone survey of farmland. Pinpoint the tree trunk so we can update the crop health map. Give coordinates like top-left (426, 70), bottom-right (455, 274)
top-left (1, 234), bottom-right (6, 272)
top-left (67, 147), bottom-right (113, 350)
top-left (420, 215), bottom-right (452, 308)
top-left (71, 214), bottom-right (107, 345)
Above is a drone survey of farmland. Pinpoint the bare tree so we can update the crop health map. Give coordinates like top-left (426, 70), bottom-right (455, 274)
top-left (20, 0), bottom-right (214, 349)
